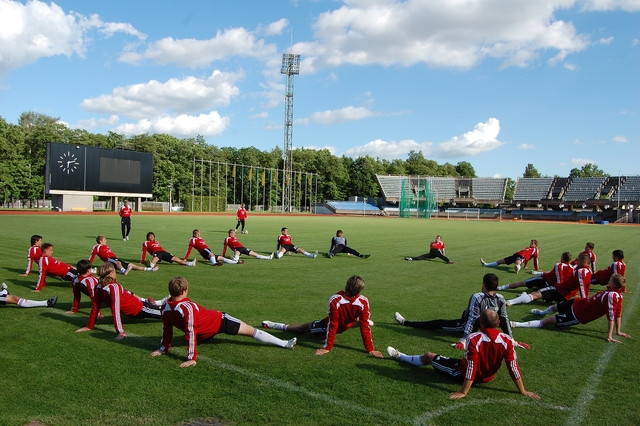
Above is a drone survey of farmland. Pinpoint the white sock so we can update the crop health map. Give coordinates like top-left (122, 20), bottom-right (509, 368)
top-left (222, 258), bottom-right (238, 264)
top-left (398, 353), bottom-right (424, 366)
top-left (187, 261), bottom-right (195, 266)
top-left (486, 261), bottom-right (498, 267)
top-left (149, 262), bottom-right (156, 268)
top-left (303, 251), bottom-right (313, 258)
top-left (144, 267), bottom-right (153, 271)
top-left (120, 267), bottom-right (127, 274)
top-left (507, 293), bottom-right (534, 306)
top-left (17, 298), bottom-right (47, 308)
top-left (540, 306), bottom-right (554, 315)
top-left (209, 257), bottom-right (217, 265)
top-left (513, 320), bottom-right (543, 328)
top-left (252, 329), bottom-right (288, 347)
top-left (498, 285), bottom-right (509, 291)
top-left (256, 254), bottom-right (270, 260)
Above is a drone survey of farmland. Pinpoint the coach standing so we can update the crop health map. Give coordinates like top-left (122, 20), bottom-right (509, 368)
top-left (120, 200), bottom-right (132, 241)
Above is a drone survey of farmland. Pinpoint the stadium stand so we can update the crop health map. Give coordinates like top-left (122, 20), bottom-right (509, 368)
top-left (426, 177), bottom-right (456, 201)
top-left (549, 177), bottom-right (569, 200)
top-left (471, 178), bottom-right (508, 201)
top-left (326, 201), bottom-right (381, 215)
top-left (563, 177), bottom-right (606, 202)
top-left (616, 176), bottom-right (640, 202)
top-left (598, 176), bottom-right (618, 199)
top-left (376, 175), bottom-right (410, 202)
top-left (514, 177), bottom-right (554, 201)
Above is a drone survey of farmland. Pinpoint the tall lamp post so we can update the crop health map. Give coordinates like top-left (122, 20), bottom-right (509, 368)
top-left (281, 52), bottom-right (300, 212)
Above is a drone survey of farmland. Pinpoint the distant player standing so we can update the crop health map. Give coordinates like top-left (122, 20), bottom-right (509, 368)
top-left (119, 200), bottom-right (132, 241)
top-left (19, 234), bottom-right (43, 276)
top-left (235, 203), bottom-right (248, 234)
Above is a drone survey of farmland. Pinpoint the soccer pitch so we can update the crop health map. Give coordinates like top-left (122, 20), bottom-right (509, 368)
top-left (1, 213), bottom-right (638, 425)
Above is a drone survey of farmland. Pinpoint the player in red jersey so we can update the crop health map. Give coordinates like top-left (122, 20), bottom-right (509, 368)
top-left (262, 275), bottom-right (384, 358)
top-left (223, 229), bottom-right (272, 261)
top-left (150, 276), bottom-right (297, 367)
top-left (592, 249), bottom-right (625, 285)
top-left (65, 259), bottom-right (100, 315)
top-left (184, 229), bottom-right (241, 265)
top-left (1, 282), bottom-right (57, 308)
top-left (327, 229), bottom-right (370, 259)
top-left (19, 234), bottom-right (42, 276)
top-left (34, 243), bottom-right (78, 292)
top-left (481, 239), bottom-right (539, 273)
top-left (506, 253), bottom-right (591, 306)
top-left (275, 227), bottom-right (317, 259)
top-left (119, 200), bottom-right (132, 241)
top-left (76, 263), bottom-right (164, 340)
top-left (571, 242), bottom-right (596, 272)
top-left (405, 234), bottom-right (452, 263)
top-left (235, 202), bottom-right (248, 234)
top-left (498, 252), bottom-right (574, 291)
top-left (512, 274), bottom-right (631, 344)
top-left (387, 310), bottom-right (540, 400)
top-left (141, 231), bottom-right (196, 268)
top-left (90, 235), bottom-right (157, 275)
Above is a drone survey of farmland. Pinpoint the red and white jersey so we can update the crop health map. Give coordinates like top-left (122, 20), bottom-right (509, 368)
top-left (277, 234), bottom-right (293, 248)
top-left (70, 273), bottom-right (99, 313)
top-left (555, 267), bottom-right (592, 300)
top-left (592, 261), bottom-right (626, 285)
top-left (461, 327), bottom-right (521, 384)
top-left (89, 243), bottom-right (117, 263)
top-left (158, 297), bottom-right (223, 361)
top-left (430, 240), bottom-right (445, 252)
top-left (141, 240), bottom-right (165, 262)
top-left (517, 246), bottom-right (539, 270)
top-left (236, 207), bottom-right (247, 220)
top-left (24, 245), bottom-right (42, 275)
top-left (222, 236), bottom-right (244, 256)
top-left (184, 237), bottom-right (209, 259)
top-left (36, 256), bottom-right (73, 291)
top-left (119, 205), bottom-right (132, 218)
top-left (323, 290), bottom-right (375, 352)
top-left (572, 290), bottom-right (624, 324)
top-left (542, 262), bottom-right (574, 286)
top-left (572, 250), bottom-right (597, 272)
top-left (87, 282), bottom-right (144, 334)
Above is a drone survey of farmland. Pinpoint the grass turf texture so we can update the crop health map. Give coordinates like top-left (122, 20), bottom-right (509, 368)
top-left (0, 213), bottom-right (638, 425)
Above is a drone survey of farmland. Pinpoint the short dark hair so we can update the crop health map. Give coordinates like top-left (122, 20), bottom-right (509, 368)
top-left (483, 273), bottom-right (499, 291)
top-left (612, 249), bottom-right (624, 260)
top-left (146, 231), bottom-right (155, 240)
top-left (76, 259), bottom-right (93, 275)
top-left (41, 242), bottom-right (53, 251)
top-left (561, 252), bottom-right (572, 262)
top-left (31, 235), bottom-right (42, 245)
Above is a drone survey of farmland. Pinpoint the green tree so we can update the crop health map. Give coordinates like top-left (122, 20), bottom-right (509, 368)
top-left (569, 163), bottom-right (608, 178)
top-left (523, 163), bottom-right (541, 178)
top-left (456, 161), bottom-right (476, 177)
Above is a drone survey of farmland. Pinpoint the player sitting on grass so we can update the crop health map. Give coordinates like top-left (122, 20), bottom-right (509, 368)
top-left (394, 273), bottom-right (529, 350)
top-left (19, 234), bottom-right (42, 276)
top-left (388, 309), bottom-right (540, 400)
top-left (592, 249), bottom-right (625, 285)
top-left (571, 242), bottom-right (596, 273)
top-left (275, 227), bottom-right (317, 259)
top-left (327, 229), bottom-right (370, 258)
top-left (506, 253), bottom-right (591, 307)
top-left (76, 263), bottom-right (166, 340)
top-left (481, 239), bottom-right (539, 274)
top-left (66, 259), bottom-right (100, 315)
top-left (34, 242), bottom-right (78, 292)
top-left (90, 235), bottom-right (157, 275)
top-left (1, 282), bottom-right (57, 308)
top-left (141, 231), bottom-right (196, 268)
top-left (404, 234), bottom-right (452, 263)
top-left (498, 252), bottom-right (574, 292)
top-left (263, 275), bottom-right (384, 358)
top-left (184, 229), bottom-right (241, 266)
top-left (151, 276), bottom-right (296, 368)
top-left (222, 229), bottom-right (272, 261)
top-left (511, 274), bottom-right (631, 344)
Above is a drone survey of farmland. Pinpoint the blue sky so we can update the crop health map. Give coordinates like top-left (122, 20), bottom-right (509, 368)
top-left (0, 0), bottom-right (638, 179)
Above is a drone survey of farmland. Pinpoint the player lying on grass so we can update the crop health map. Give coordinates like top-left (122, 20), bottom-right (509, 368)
top-left (327, 229), bottom-right (370, 259)
top-left (404, 234), bottom-right (452, 263)
top-left (481, 239), bottom-right (539, 274)
top-left (76, 263), bottom-right (165, 340)
top-left (151, 276), bottom-right (296, 368)
top-left (1, 282), bottom-right (57, 308)
top-left (592, 249), bottom-right (625, 285)
top-left (275, 227), bottom-right (317, 259)
top-left (511, 274), bottom-right (631, 344)
top-left (19, 234), bottom-right (42, 276)
top-left (90, 235), bottom-right (157, 275)
top-left (394, 273), bottom-right (529, 350)
top-left (498, 252), bottom-right (574, 291)
top-left (141, 231), bottom-right (196, 268)
top-left (222, 229), bottom-right (272, 261)
top-left (388, 309), bottom-right (540, 400)
top-left (184, 229), bottom-right (241, 266)
top-left (263, 275), bottom-right (384, 358)
top-left (34, 242), bottom-right (78, 292)
top-left (505, 253), bottom-right (591, 307)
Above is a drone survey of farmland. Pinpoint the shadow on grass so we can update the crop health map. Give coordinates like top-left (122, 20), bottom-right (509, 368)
top-left (359, 361), bottom-right (456, 393)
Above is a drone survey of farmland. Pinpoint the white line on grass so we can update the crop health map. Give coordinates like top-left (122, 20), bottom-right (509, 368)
top-left (564, 282), bottom-right (640, 426)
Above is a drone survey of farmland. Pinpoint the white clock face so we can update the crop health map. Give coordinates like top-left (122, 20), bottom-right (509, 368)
top-left (58, 151), bottom-right (79, 174)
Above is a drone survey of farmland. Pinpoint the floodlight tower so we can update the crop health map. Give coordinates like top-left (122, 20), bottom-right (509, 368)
top-left (281, 52), bottom-right (300, 212)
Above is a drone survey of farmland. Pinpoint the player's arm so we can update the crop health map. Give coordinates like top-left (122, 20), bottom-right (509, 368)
top-left (184, 242), bottom-right (193, 260)
top-left (140, 243), bottom-right (147, 263)
top-left (221, 239), bottom-right (228, 257)
top-left (450, 379), bottom-right (473, 399)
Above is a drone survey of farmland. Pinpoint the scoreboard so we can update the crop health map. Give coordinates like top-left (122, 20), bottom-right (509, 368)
top-left (45, 142), bottom-right (153, 197)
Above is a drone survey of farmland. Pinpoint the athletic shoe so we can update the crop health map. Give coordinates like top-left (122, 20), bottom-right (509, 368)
top-left (262, 320), bottom-right (276, 329)
top-left (531, 270), bottom-right (543, 275)
top-left (268, 253), bottom-right (274, 260)
top-left (124, 263), bottom-right (134, 276)
top-left (276, 251), bottom-right (283, 259)
top-left (285, 337), bottom-right (297, 349)
top-left (368, 319), bottom-right (374, 327)
top-left (404, 257), bottom-right (412, 261)
top-left (515, 263), bottom-right (521, 274)
top-left (510, 321), bottom-right (517, 328)
top-left (1, 282), bottom-right (7, 291)
top-left (530, 309), bottom-right (543, 316)
top-left (327, 252), bottom-right (334, 258)
top-left (151, 266), bottom-right (159, 271)
top-left (447, 260), bottom-right (454, 264)
top-left (394, 312), bottom-right (406, 325)
top-left (123, 238), bottom-right (126, 241)
top-left (360, 254), bottom-right (371, 259)
top-left (242, 230), bottom-right (248, 234)
top-left (236, 259), bottom-right (244, 264)
top-left (312, 250), bottom-right (318, 259)
top-left (387, 346), bottom-right (401, 359)
top-left (126, 236), bottom-right (129, 241)
top-left (47, 295), bottom-right (58, 307)
top-left (480, 258), bottom-right (487, 266)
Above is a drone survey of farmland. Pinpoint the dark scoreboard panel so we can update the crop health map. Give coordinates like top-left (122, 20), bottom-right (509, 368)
top-left (45, 143), bottom-right (153, 195)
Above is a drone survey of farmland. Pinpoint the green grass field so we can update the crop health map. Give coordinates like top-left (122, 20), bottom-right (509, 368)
top-left (1, 213), bottom-right (638, 425)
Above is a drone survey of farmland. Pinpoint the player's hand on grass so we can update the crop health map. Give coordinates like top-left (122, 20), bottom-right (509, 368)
top-left (180, 360), bottom-right (197, 368)
top-left (65, 310), bottom-right (76, 314)
top-left (115, 332), bottom-right (127, 340)
top-left (516, 341), bottom-right (531, 349)
top-left (76, 327), bottom-right (91, 333)
top-left (369, 350), bottom-right (384, 358)
top-left (452, 341), bottom-right (465, 350)
top-left (19, 273), bottom-right (28, 277)
top-left (314, 348), bottom-right (330, 356)
top-left (522, 390), bottom-right (541, 400)
top-left (150, 350), bottom-right (164, 357)
top-left (449, 391), bottom-right (467, 399)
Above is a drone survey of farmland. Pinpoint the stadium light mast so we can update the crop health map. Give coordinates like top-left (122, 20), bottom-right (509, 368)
top-left (281, 52), bottom-right (300, 212)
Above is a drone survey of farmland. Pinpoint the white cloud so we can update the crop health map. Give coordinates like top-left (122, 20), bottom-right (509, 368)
top-left (580, 0), bottom-right (640, 12)
top-left (519, 144), bottom-right (536, 150)
top-left (296, 145), bottom-right (337, 155)
top-left (74, 115), bottom-right (120, 130)
top-left (0, 0), bottom-right (144, 77)
top-left (301, 106), bottom-right (376, 125)
top-left (295, 0), bottom-right (591, 73)
top-left (633, 38), bottom-right (640, 46)
top-left (612, 135), bottom-right (629, 143)
top-left (114, 111), bottom-right (229, 137)
top-left (80, 70), bottom-right (242, 119)
top-left (345, 117), bottom-right (503, 159)
top-left (571, 157), bottom-right (595, 166)
top-left (250, 111), bottom-right (269, 119)
top-left (260, 18), bottom-right (289, 36)
top-left (599, 36), bottom-right (614, 45)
